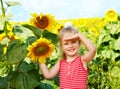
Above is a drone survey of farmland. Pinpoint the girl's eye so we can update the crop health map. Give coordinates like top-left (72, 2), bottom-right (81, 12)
top-left (63, 42), bottom-right (68, 45)
top-left (72, 41), bottom-right (76, 43)
top-left (72, 40), bottom-right (77, 43)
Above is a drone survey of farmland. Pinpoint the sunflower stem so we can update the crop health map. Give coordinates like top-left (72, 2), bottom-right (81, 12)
top-left (41, 30), bottom-right (43, 38)
top-left (0, 0), bottom-right (5, 17)
top-left (16, 60), bottom-right (23, 71)
top-left (0, 0), bottom-right (8, 38)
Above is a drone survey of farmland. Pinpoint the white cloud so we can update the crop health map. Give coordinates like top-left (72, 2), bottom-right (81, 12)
top-left (77, 0), bottom-right (102, 17)
top-left (19, 0), bottom-right (67, 13)
top-left (8, 0), bottom-right (120, 21)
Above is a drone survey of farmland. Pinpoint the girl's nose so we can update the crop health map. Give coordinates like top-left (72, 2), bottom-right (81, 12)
top-left (69, 43), bottom-right (73, 47)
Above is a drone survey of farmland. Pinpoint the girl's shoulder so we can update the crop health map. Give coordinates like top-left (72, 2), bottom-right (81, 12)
top-left (60, 58), bottom-right (66, 63)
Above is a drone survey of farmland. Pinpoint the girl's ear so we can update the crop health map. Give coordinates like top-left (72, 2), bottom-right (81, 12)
top-left (79, 40), bottom-right (81, 45)
top-left (60, 44), bottom-right (63, 50)
top-left (58, 42), bottom-right (62, 47)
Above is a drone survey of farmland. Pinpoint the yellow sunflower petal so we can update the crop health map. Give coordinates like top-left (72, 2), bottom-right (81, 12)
top-left (27, 37), bottom-right (55, 63)
top-left (31, 13), bottom-right (37, 17)
top-left (38, 58), bottom-right (46, 64)
top-left (105, 9), bottom-right (118, 22)
top-left (0, 33), bottom-right (6, 41)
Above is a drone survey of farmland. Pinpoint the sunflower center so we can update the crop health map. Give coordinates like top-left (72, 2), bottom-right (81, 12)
top-left (35, 16), bottom-right (49, 29)
top-left (34, 45), bottom-right (49, 56)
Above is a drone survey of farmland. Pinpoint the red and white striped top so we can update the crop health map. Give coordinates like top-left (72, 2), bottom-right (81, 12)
top-left (60, 56), bottom-right (88, 89)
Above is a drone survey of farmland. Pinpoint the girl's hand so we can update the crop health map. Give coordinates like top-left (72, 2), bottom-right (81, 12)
top-left (64, 33), bottom-right (80, 41)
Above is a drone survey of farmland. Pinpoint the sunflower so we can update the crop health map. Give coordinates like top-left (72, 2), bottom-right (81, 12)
top-left (54, 23), bottom-right (64, 34)
top-left (0, 32), bottom-right (17, 42)
top-left (8, 31), bottom-right (17, 41)
top-left (27, 37), bottom-right (55, 63)
top-left (30, 13), bottom-right (56, 32)
top-left (0, 33), bottom-right (6, 41)
top-left (105, 9), bottom-right (118, 22)
top-left (3, 47), bottom-right (7, 54)
top-left (76, 18), bottom-right (87, 27)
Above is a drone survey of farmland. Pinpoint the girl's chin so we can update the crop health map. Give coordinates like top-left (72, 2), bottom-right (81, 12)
top-left (67, 53), bottom-right (78, 57)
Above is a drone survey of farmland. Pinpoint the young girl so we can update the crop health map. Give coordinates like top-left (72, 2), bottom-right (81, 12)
top-left (39, 25), bottom-right (96, 89)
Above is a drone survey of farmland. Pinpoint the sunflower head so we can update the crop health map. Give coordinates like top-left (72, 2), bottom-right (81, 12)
top-left (0, 32), bottom-right (17, 42)
top-left (8, 32), bottom-right (17, 41)
top-left (0, 33), bottom-right (6, 41)
top-left (30, 13), bottom-right (56, 32)
top-left (76, 18), bottom-right (87, 27)
top-left (27, 37), bottom-right (55, 62)
top-left (54, 23), bottom-right (64, 34)
top-left (105, 9), bottom-right (118, 22)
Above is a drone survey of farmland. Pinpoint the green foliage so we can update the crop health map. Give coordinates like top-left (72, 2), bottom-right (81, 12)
top-left (22, 24), bottom-right (58, 46)
top-left (39, 83), bottom-right (54, 89)
top-left (22, 24), bottom-right (42, 38)
top-left (26, 36), bottom-right (37, 45)
top-left (6, 39), bottom-right (27, 64)
top-left (88, 22), bottom-right (120, 89)
top-left (42, 30), bottom-right (58, 46)
top-left (0, 43), bottom-right (4, 61)
top-left (9, 61), bottom-right (40, 89)
top-left (13, 25), bottom-right (24, 33)
top-left (5, 1), bottom-right (20, 7)
top-left (0, 72), bottom-right (11, 89)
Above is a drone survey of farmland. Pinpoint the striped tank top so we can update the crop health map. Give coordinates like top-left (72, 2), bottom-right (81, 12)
top-left (60, 56), bottom-right (88, 89)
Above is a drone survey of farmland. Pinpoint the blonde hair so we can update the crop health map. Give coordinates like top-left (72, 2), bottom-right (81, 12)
top-left (58, 25), bottom-right (79, 59)
top-left (58, 26), bottom-right (79, 41)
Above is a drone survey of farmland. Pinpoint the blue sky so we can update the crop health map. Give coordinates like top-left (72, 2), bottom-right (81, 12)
top-left (7, 0), bottom-right (120, 21)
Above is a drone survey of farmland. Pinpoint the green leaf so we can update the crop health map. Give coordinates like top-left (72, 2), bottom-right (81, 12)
top-left (0, 72), bottom-right (12, 89)
top-left (40, 83), bottom-right (54, 89)
top-left (13, 25), bottom-right (23, 33)
top-left (113, 37), bottom-right (120, 50)
top-left (112, 52), bottom-right (120, 61)
top-left (5, 1), bottom-right (20, 7)
top-left (9, 61), bottom-right (40, 89)
top-left (6, 40), bottom-right (27, 64)
top-left (0, 43), bottom-right (4, 61)
top-left (42, 30), bottom-right (58, 45)
top-left (10, 71), bottom-right (40, 89)
top-left (51, 75), bottom-right (59, 86)
top-left (115, 56), bottom-right (120, 62)
top-left (26, 36), bottom-right (37, 45)
top-left (109, 23), bottom-right (120, 35)
top-left (17, 61), bottom-right (35, 73)
top-left (22, 24), bottom-right (42, 38)
top-left (97, 30), bottom-right (106, 45)
top-left (101, 50), bottom-right (113, 59)
top-left (28, 69), bottom-right (40, 82)
top-left (0, 77), bottom-right (8, 89)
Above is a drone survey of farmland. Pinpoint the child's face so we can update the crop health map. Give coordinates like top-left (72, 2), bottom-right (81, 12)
top-left (61, 32), bottom-right (80, 57)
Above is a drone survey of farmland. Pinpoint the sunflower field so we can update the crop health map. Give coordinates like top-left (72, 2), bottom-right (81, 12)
top-left (0, 1), bottom-right (120, 89)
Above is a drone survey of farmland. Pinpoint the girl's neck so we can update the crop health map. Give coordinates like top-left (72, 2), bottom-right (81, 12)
top-left (66, 54), bottom-right (79, 62)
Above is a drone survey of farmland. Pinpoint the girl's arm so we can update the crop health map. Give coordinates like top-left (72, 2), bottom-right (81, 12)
top-left (39, 61), bottom-right (60, 79)
top-left (78, 33), bottom-right (96, 63)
